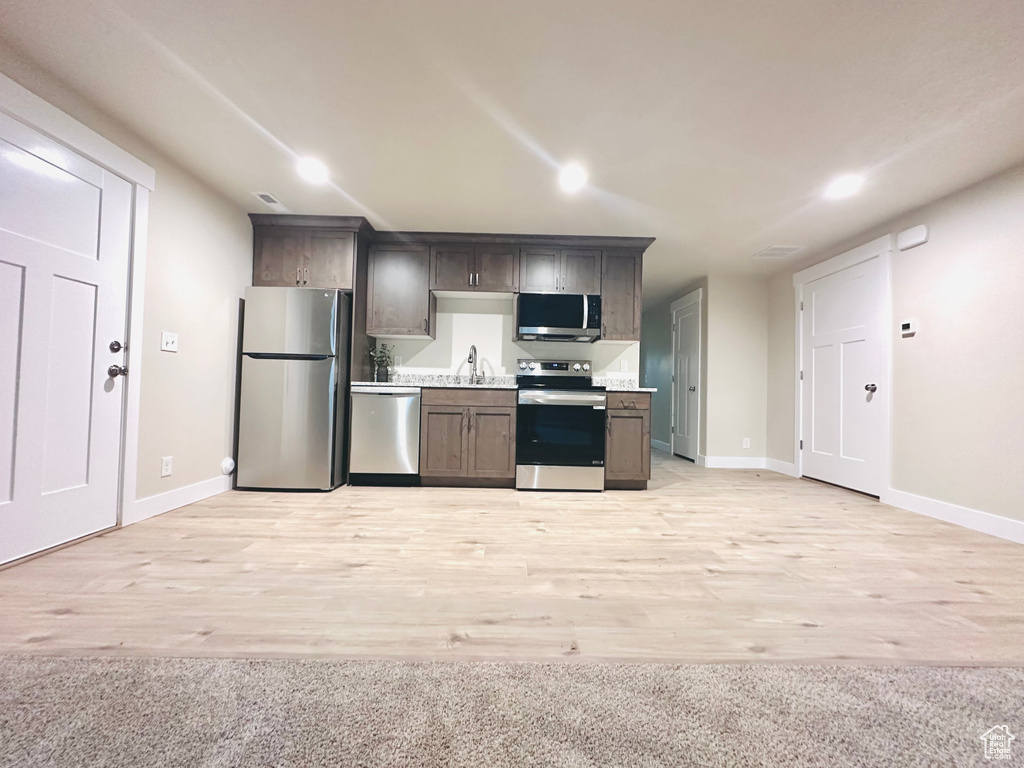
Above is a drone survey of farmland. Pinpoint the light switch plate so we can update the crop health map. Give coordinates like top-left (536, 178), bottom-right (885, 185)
top-left (161, 456), bottom-right (173, 477)
top-left (620, 360), bottom-right (628, 372)
top-left (161, 331), bottom-right (179, 353)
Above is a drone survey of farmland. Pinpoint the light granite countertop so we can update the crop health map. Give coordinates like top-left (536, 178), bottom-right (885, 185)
top-left (352, 374), bottom-right (654, 392)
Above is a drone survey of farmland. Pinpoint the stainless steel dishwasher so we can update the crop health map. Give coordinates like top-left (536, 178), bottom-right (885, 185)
top-left (349, 386), bottom-right (421, 475)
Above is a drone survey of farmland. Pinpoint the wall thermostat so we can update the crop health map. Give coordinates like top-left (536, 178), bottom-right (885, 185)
top-left (900, 319), bottom-right (918, 337)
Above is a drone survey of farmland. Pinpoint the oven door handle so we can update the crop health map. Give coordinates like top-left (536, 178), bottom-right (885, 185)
top-left (518, 391), bottom-right (607, 407)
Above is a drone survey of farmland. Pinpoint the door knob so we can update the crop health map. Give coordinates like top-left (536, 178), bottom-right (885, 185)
top-left (108, 365), bottom-right (128, 378)
top-left (109, 340), bottom-right (124, 353)
top-left (865, 383), bottom-right (877, 393)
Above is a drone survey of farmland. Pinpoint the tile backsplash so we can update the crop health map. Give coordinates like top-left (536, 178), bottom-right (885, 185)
top-left (380, 297), bottom-right (639, 381)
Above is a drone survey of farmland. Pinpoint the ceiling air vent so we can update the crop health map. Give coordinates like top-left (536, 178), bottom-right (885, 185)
top-left (252, 192), bottom-right (291, 214)
top-left (751, 245), bottom-right (802, 260)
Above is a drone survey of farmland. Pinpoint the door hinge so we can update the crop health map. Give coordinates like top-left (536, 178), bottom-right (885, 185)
top-left (800, 300), bottom-right (804, 310)
top-left (799, 439), bottom-right (803, 450)
top-left (671, 426), bottom-right (675, 433)
top-left (800, 370), bottom-right (804, 380)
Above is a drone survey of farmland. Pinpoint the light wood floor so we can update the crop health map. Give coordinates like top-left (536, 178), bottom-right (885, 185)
top-left (2, 452), bottom-right (1023, 664)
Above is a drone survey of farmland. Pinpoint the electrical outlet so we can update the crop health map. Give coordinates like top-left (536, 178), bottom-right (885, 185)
top-left (160, 331), bottom-right (179, 353)
top-left (161, 456), bottom-right (173, 477)
top-left (395, 355), bottom-right (402, 368)
top-left (620, 360), bottom-right (628, 372)
top-left (743, 437), bottom-right (751, 449)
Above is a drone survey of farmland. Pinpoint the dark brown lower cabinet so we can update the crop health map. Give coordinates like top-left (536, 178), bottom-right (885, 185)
top-left (420, 389), bottom-right (516, 487)
top-left (605, 392), bottom-right (651, 490)
top-left (419, 407), bottom-right (469, 478)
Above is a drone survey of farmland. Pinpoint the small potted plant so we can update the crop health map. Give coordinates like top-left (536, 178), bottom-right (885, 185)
top-left (369, 343), bottom-right (393, 383)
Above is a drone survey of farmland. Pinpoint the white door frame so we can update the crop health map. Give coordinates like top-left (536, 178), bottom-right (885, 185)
top-left (792, 235), bottom-right (893, 494)
top-left (0, 73), bottom-right (154, 529)
top-left (669, 287), bottom-right (702, 459)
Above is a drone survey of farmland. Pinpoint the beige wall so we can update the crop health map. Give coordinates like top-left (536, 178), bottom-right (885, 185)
top-left (387, 297), bottom-right (640, 381)
top-left (705, 275), bottom-right (768, 458)
top-left (640, 299), bottom-right (673, 445)
top-left (767, 163), bottom-right (1024, 520)
top-left (766, 270), bottom-right (796, 463)
top-left (0, 44), bottom-right (253, 500)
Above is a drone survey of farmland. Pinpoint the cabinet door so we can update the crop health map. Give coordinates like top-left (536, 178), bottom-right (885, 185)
top-left (475, 247), bottom-right (518, 293)
top-left (430, 245), bottom-right (474, 291)
top-left (367, 245), bottom-right (432, 336)
top-left (600, 249), bottom-right (642, 341)
top-left (561, 248), bottom-right (602, 295)
top-left (254, 229), bottom-right (306, 287)
top-left (420, 407), bottom-right (469, 477)
top-left (519, 247), bottom-right (560, 293)
top-left (467, 406), bottom-right (516, 478)
top-left (306, 231), bottom-right (355, 290)
top-left (605, 408), bottom-right (650, 482)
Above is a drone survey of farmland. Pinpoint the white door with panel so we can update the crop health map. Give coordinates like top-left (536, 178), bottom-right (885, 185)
top-left (0, 111), bottom-right (132, 564)
top-left (671, 295), bottom-right (700, 460)
top-left (800, 256), bottom-right (884, 495)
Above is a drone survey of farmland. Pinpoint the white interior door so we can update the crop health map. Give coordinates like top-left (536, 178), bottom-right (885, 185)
top-left (0, 112), bottom-right (132, 564)
top-left (671, 296), bottom-right (700, 460)
top-left (800, 256), bottom-right (884, 495)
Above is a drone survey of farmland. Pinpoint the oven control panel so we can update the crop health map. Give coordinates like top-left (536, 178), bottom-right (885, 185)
top-left (516, 359), bottom-right (592, 376)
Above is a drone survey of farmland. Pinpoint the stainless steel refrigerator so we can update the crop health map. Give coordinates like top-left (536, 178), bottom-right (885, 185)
top-left (236, 287), bottom-right (351, 490)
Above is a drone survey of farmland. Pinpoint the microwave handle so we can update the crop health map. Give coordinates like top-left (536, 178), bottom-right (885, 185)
top-left (582, 294), bottom-right (588, 330)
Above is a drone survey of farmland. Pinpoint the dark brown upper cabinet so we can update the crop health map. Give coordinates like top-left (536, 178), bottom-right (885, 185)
top-left (430, 245), bottom-right (518, 292)
top-left (600, 249), bottom-right (643, 341)
top-left (253, 227), bottom-right (355, 290)
top-left (253, 228), bottom-right (305, 287)
top-left (366, 244), bottom-right (436, 338)
top-left (250, 214), bottom-right (373, 291)
top-left (519, 247), bottom-right (601, 294)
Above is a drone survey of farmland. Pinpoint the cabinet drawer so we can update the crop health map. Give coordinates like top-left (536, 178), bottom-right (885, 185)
top-left (606, 392), bottom-right (651, 411)
top-left (421, 388), bottom-right (517, 407)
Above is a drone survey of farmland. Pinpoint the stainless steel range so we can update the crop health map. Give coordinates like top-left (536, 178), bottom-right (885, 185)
top-left (515, 358), bottom-right (606, 491)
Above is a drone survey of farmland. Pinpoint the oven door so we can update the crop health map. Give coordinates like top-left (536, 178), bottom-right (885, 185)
top-left (516, 390), bottom-right (606, 467)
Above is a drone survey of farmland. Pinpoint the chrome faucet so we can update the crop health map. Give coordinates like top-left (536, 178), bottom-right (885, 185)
top-left (467, 345), bottom-right (483, 385)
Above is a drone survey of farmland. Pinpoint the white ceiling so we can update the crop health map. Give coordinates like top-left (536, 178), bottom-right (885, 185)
top-left (3, 0), bottom-right (1024, 304)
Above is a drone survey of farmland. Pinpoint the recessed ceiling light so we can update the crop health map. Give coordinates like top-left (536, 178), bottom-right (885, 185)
top-left (824, 174), bottom-right (864, 199)
top-left (558, 163), bottom-right (588, 193)
top-left (296, 156), bottom-right (329, 185)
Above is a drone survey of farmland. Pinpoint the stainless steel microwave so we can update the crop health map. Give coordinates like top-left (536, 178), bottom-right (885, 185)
top-left (516, 294), bottom-right (601, 342)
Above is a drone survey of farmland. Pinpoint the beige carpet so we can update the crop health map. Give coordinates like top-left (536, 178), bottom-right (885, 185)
top-left (1, 657), bottom-right (1021, 767)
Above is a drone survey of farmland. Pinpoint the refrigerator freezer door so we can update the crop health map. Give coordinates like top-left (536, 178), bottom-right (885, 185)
top-left (242, 287), bottom-right (338, 356)
top-left (237, 356), bottom-right (336, 489)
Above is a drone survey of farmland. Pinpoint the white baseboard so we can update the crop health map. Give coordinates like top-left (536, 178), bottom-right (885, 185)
top-left (701, 456), bottom-right (767, 470)
top-left (766, 458), bottom-right (799, 477)
top-left (696, 454), bottom-right (707, 467)
top-left (883, 488), bottom-right (1024, 545)
top-left (651, 438), bottom-right (671, 454)
top-left (123, 475), bottom-right (232, 526)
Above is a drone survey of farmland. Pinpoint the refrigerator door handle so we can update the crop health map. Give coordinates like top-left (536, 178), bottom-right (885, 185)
top-left (244, 353), bottom-right (332, 361)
